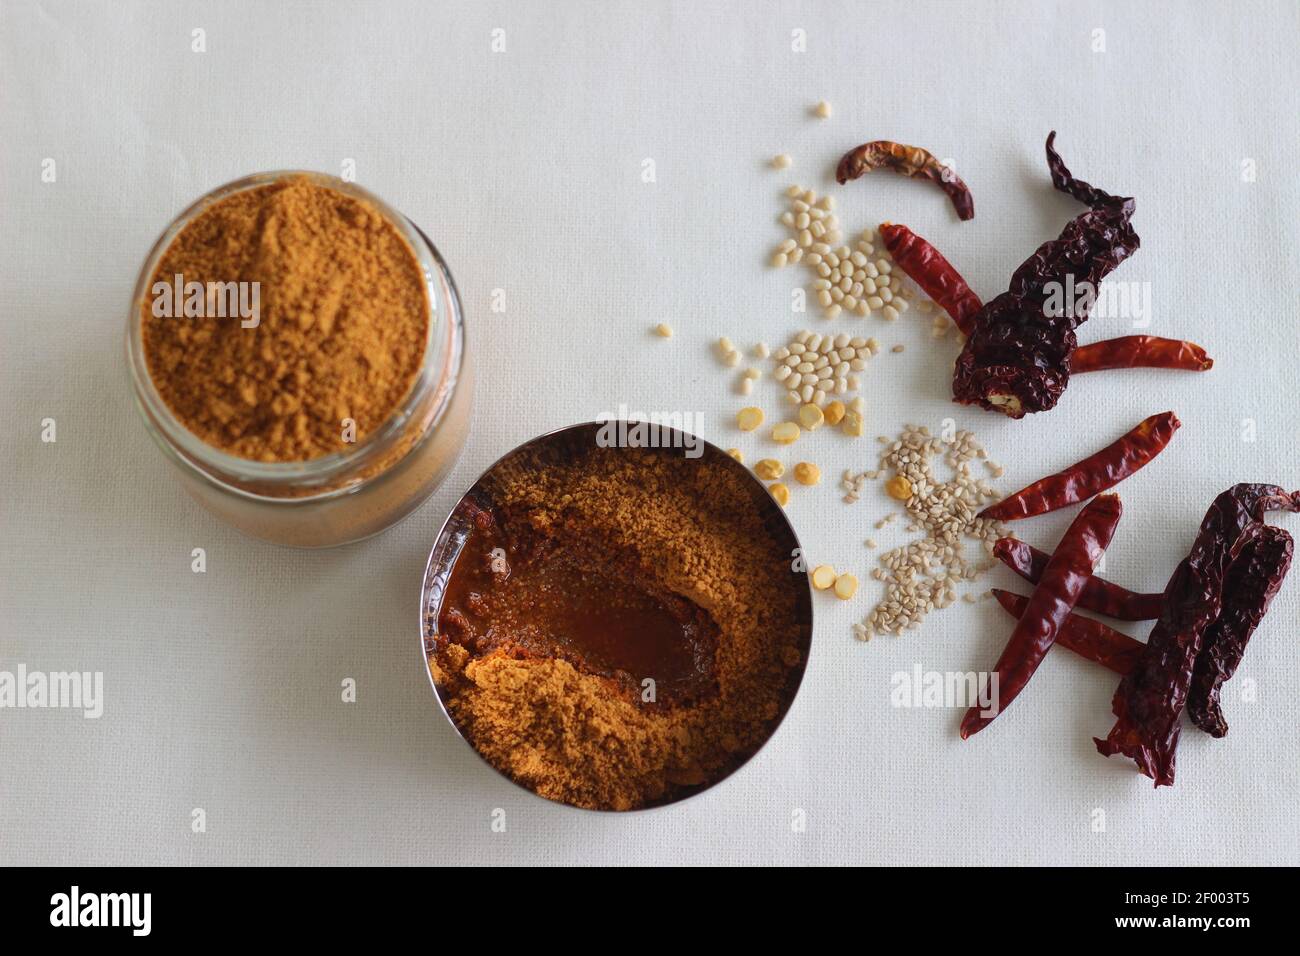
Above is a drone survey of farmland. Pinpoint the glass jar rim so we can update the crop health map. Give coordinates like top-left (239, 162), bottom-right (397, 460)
top-left (127, 170), bottom-right (463, 502)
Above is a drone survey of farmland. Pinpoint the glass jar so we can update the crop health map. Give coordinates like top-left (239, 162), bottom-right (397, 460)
top-left (127, 171), bottom-right (471, 548)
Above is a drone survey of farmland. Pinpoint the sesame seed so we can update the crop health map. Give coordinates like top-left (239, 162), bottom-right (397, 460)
top-left (853, 424), bottom-right (1006, 638)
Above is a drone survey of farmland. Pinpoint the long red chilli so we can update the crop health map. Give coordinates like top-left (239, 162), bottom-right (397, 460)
top-left (991, 589), bottom-right (1146, 676)
top-left (979, 412), bottom-right (1180, 522)
top-left (993, 537), bottom-right (1164, 620)
top-left (1072, 336), bottom-right (1213, 373)
top-left (878, 222), bottom-right (983, 334)
top-left (961, 494), bottom-right (1123, 738)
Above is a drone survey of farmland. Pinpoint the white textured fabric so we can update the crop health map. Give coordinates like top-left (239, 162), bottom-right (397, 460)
top-left (3, 0), bottom-right (1298, 865)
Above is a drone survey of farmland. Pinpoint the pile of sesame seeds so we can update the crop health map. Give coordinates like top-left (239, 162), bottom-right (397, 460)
top-left (851, 424), bottom-right (1011, 641)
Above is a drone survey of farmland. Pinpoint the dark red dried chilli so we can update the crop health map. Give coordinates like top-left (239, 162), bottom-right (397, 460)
top-left (1187, 522), bottom-right (1293, 738)
top-left (993, 537), bottom-right (1164, 621)
top-left (1095, 484), bottom-right (1300, 786)
top-left (952, 132), bottom-right (1139, 418)
top-left (991, 589), bottom-right (1146, 677)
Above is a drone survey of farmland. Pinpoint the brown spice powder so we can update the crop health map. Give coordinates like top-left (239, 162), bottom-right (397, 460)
top-left (430, 445), bottom-right (807, 811)
top-left (142, 176), bottom-right (428, 462)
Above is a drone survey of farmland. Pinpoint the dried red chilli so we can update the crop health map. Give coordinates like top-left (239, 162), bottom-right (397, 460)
top-left (979, 411), bottom-right (1180, 522)
top-left (836, 140), bottom-right (974, 220)
top-left (952, 132), bottom-right (1139, 417)
top-left (993, 537), bottom-right (1163, 621)
top-left (1072, 336), bottom-right (1213, 374)
top-left (1187, 523), bottom-right (1293, 738)
top-left (878, 222), bottom-right (982, 334)
top-left (991, 589), bottom-right (1145, 677)
top-left (1095, 483), bottom-right (1300, 786)
top-left (961, 494), bottom-right (1122, 739)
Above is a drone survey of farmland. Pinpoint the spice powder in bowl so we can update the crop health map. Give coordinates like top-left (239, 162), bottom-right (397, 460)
top-left (424, 425), bottom-right (812, 811)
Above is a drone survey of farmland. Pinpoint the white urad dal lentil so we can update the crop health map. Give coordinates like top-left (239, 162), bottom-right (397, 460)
top-left (772, 329), bottom-right (880, 407)
top-left (770, 186), bottom-right (919, 320)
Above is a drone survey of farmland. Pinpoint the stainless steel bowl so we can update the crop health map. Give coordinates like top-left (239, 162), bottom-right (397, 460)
top-left (418, 421), bottom-right (815, 812)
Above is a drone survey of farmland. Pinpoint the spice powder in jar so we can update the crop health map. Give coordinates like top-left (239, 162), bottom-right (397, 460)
top-left (141, 175), bottom-right (428, 462)
top-left (430, 442), bottom-right (808, 811)
top-left (132, 172), bottom-right (470, 547)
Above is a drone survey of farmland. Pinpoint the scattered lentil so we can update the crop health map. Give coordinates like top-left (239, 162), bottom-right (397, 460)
top-left (885, 474), bottom-right (913, 501)
top-left (834, 573), bottom-right (859, 600)
top-left (772, 421), bottom-right (801, 444)
top-left (736, 407), bottom-right (764, 432)
top-left (798, 403), bottom-right (825, 430)
top-left (769, 482), bottom-right (791, 507)
top-left (793, 462), bottom-right (821, 486)
top-left (811, 565), bottom-right (837, 590)
top-left (754, 458), bottom-right (784, 481)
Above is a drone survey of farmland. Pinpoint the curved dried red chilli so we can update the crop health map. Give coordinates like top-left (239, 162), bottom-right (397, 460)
top-left (1072, 336), bottom-right (1213, 373)
top-left (961, 494), bottom-right (1122, 739)
top-left (1187, 523), bottom-right (1293, 738)
top-left (991, 589), bottom-right (1145, 676)
top-left (1095, 483), bottom-right (1300, 786)
top-left (993, 537), bottom-right (1163, 620)
top-left (878, 223), bottom-right (982, 334)
top-left (836, 140), bottom-right (974, 220)
top-left (952, 132), bottom-right (1139, 417)
top-left (979, 412), bottom-right (1180, 522)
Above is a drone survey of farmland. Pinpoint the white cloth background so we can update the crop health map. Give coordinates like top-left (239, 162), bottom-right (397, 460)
top-left (3, 0), bottom-right (1298, 865)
